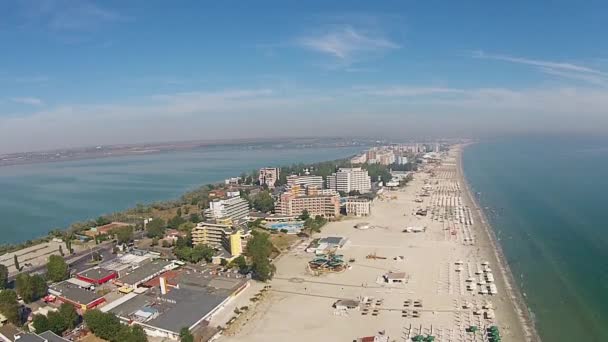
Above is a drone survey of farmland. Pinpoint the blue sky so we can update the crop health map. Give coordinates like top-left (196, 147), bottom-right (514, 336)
top-left (1, 0), bottom-right (607, 153)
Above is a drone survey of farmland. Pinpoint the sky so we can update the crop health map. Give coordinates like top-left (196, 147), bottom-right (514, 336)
top-left (1, 0), bottom-right (607, 153)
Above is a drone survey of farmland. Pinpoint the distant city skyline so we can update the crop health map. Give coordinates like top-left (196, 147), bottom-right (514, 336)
top-left (1, 1), bottom-right (607, 153)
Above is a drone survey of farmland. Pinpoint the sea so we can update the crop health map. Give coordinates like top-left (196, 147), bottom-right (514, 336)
top-left (0, 145), bottom-right (362, 244)
top-left (463, 136), bottom-right (608, 342)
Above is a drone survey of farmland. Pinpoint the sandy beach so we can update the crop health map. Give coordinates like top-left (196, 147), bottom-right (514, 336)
top-left (218, 145), bottom-right (537, 342)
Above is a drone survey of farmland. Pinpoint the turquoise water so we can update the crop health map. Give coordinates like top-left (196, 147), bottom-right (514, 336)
top-left (268, 222), bottom-right (304, 233)
top-left (463, 137), bottom-right (608, 342)
top-left (0, 146), bottom-right (361, 244)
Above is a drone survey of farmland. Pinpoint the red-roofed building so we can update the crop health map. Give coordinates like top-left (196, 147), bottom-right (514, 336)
top-left (142, 270), bottom-right (180, 288)
top-left (77, 267), bottom-right (118, 285)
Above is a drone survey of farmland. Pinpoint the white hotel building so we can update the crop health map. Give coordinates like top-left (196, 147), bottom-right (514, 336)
top-left (286, 175), bottom-right (324, 189)
top-left (204, 196), bottom-right (250, 222)
top-left (326, 167), bottom-right (372, 194)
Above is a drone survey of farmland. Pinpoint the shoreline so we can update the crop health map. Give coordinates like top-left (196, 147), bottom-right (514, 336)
top-left (457, 143), bottom-right (540, 341)
top-left (0, 147), bottom-right (364, 249)
top-left (219, 145), bottom-right (538, 342)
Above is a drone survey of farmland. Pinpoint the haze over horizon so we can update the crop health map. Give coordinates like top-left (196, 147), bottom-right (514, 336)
top-left (1, 1), bottom-right (607, 154)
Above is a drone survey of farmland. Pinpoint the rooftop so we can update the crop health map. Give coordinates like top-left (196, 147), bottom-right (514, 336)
top-left (319, 236), bottom-right (346, 246)
top-left (110, 269), bottom-right (248, 334)
top-left (13, 333), bottom-right (45, 342)
top-left (38, 331), bottom-right (70, 342)
top-left (144, 286), bottom-right (228, 333)
top-left (117, 259), bottom-right (173, 286)
top-left (0, 323), bottom-right (20, 342)
top-left (385, 272), bottom-right (407, 280)
top-left (78, 267), bottom-right (116, 281)
top-left (66, 278), bottom-right (93, 288)
top-left (49, 282), bottom-right (103, 305)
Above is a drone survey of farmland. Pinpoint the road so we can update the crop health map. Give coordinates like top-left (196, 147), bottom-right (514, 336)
top-left (9, 242), bottom-right (116, 281)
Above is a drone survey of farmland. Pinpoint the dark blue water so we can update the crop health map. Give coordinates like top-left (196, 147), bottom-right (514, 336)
top-left (0, 146), bottom-right (361, 243)
top-left (463, 137), bottom-right (608, 342)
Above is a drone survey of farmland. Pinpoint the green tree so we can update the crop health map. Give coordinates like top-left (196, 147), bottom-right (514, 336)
top-left (189, 244), bottom-right (215, 263)
top-left (95, 216), bottom-right (111, 226)
top-left (180, 327), bottom-right (194, 342)
top-left (252, 257), bottom-right (275, 281)
top-left (232, 255), bottom-right (248, 273)
top-left (246, 231), bottom-right (275, 281)
top-left (63, 234), bottom-right (73, 254)
top-left (145, 218), bottom-right (166, 238)
top-left (31, 274), bottom-right (48, 299)
top-left (174, 235), bottom-right (192, 249)
top-left (167, 215), bottom-right (186, 229)
top-left (116, 325), bottom-right (148, 342)
top-left (299, 209), bottom-right (310, 221)
top-left (0, 265), bottom-right (8, 289)
top-left (16, 273), bottom-right (47, 303)
top-left (177, 222), bottom-right (195, 232)
top-left (47, 255), bottom-right (69, 282)
top-left (58, 302), bottom-right (79, 330)
top-left (173, 247), bottom-right (192, 262)
top-left (247, 218), bottom-right (264, 229)
top-left (114, 226), bottom-right (134, 244)
top-left (32, 314), bottom-right (51, 333)
top-left (83, 310), bottom-right (122, 341)
top-left (13, 254), bottom-right (20, 271)
top-left (15, 273), bottom-right (34, 303)
top-left (0, 290), bottom-right (20, 324)
top-left (252, 191), bottom-right (274, 213)
top-left (188, 213), bottom-right (202, 223)
top-left (47, 310), bottom-right (68, 335)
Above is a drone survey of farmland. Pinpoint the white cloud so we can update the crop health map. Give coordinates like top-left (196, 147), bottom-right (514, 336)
top-left (298, 26), bottom-right (399, 60)
top-left (17, 0), bottom-right (129, 31)
top-left (3, 83), bottom-right (608, 154)
top-left (540, 68), bottom-right (607, 86)
top-left (11, 97), bottom-right (43, 105)
top-left (361, 84), bottom-right (608, 115)
top-left (360, 86), bottom-right (465, 97)
top-left (48, 2), bottom-right (128, 30)
top-left (472, 50), bottom-right (608, 86)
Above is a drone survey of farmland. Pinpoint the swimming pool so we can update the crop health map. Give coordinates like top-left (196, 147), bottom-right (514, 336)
top-left (267, 222), bottom-right (304, 233)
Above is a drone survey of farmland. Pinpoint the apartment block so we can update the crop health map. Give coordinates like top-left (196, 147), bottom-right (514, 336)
top-left (191, 221), bottom-right (244, 257)
top-left (345, 198), bottom-right (372, 217)
top-left (286, 175), bottom-right (324, 189)
top-left (259, 167), bottom-right (280, 187)
top-left (327, 167), bottom-right (372, 194)
top-left (276, 192), bottom-right (340, 218)
top-left (204, 196), bottom-right (250, 222)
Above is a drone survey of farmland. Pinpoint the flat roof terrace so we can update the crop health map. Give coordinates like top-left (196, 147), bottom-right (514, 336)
top-left (49, 282), bottom-right (104, 308)
top-left (77, 267), bottom-right (117, 284)
top-left (110, 270), bottom-right (249, 335)
top-left (116, 259), bottom-right (174, 287)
